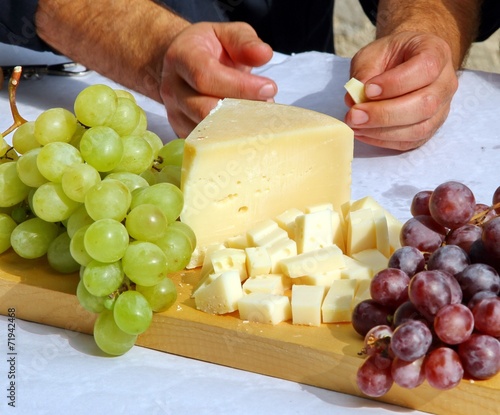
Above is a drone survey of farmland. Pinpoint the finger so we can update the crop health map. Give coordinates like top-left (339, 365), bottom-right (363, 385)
top-left (215, 22), bottom-right (274, 68)
top-left (354, 133), bottom-right (430, 152)
top-left (177, 51), bottom-right (277, 101)
top-left (163, 74), bottom-right (220, 132)
top-left (346, 92), bottom-right (442, 129)
top-left (361, 40), bottom-right (454, 100)
top-left (350, 106), bottom-right (450, 151)
top-left (167, 108), bottom-right (197, 139)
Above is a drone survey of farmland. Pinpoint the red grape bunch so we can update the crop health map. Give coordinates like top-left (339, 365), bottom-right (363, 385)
top-left (352, 181), bottom-right (500, 398)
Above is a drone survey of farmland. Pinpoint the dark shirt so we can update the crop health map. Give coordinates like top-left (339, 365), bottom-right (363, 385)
top-left (0, 0), bottom-right (499, 55)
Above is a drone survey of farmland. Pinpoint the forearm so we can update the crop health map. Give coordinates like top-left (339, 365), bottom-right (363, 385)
top-left (376, 0), bottom-right (481, 69)
top-left (35, 0), bottom-right (190, 102)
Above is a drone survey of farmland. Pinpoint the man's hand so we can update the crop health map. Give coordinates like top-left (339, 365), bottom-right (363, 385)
top-left (344, 31), bottom-right (458, 151)
top-left (160, 22), bottom-right (277, 137)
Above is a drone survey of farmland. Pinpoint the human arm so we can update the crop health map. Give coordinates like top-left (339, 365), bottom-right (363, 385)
top-left (34, 0), bottom-right (277, 136)
top-left (344, 0), bottom-right (481, 151)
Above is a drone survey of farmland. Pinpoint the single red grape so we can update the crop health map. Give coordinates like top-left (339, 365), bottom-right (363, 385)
top-left (424, 347), bottom-right (464, 390)
top-left (434, 303), bottom-right (474, 345)
top-left (428, 181), bottom-right (475, 229)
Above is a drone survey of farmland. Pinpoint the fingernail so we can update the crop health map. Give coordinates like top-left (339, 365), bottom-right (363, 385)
top-left (365, 83), bottom-right (382, 98)
top-left (350, 109), bottom-right (369, 125)
top-left (259, 83), bottom-right (276, 99)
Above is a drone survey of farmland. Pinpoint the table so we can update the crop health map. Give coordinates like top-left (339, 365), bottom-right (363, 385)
top-left (1, 43), bottom-right (499, 415)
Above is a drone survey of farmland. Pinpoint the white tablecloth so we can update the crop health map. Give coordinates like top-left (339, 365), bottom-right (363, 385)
top-left (1, 43), bottom-right (499, 415)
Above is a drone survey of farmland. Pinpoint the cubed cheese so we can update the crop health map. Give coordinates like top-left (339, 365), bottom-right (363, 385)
top-left (346, 208), bottom-right (376, 256)
top-left (224, 234), bottom-right (248, 250)
top-left (211, 248), bottom-right (248, 281)
top-left (348, 196), bottom-right (402, 254)
top-left (242, 274), bottom-right (289, 296)
top-left (267, 238), bottom-right (297, 273)
top-left (291, 285), bottom-right (327, 326)
top-left (294, 209), bottom-right (334, 254)
top-left (351, 278), bottom-right (372, 309)
top-left (245, 246), bottom-right (272, 277)
top-left (351, 248), bottom-right (389, 275)
top-left (321, 279), bottom-right (358, 323)
top-left (275, 208), bottom-right (303, 240)
top-left (279, 244), bottom-right (344, 278)
top-left (193, 270), bottom-right (243, 314)
top-left (238, 293), bottom-right (291, 325)
top-left (340, 255), bottom-right (372, 280)
top-left (180, 98), bottom-right (353, 267)
top-left (344, 78), bottom-right (367, 104)
top-left (372, 208), bottom-right (390, 258)
top-left (297, 269), bottom-right (342, 287)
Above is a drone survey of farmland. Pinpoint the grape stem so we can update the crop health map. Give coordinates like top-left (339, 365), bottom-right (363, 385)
top-left (1, 66), bottom-right (28, 137)
top-left (470, 202), bottom-right (500, 225)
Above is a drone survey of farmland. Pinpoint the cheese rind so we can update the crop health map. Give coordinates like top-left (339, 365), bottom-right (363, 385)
top-left (180, 98), bottom-right (353, 266)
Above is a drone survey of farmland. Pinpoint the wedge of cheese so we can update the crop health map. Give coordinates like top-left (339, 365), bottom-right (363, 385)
top-left (180, 98), bottom-right (354, 267)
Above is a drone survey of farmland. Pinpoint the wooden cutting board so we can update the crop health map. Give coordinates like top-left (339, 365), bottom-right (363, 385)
top-left (0, 249), bottom-right (498, 415)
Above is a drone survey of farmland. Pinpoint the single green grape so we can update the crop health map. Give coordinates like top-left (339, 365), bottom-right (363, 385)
top-left (47, 231), bottom-right (81, 274)
top-left (0, 135), bottom-right (10, 157)
top-left (111, 135), bottom-right (154, 175)
top-left (12, 121), bottom-right (40, 154)
top-left (16, 147), bottom-right (49, 188)
top-left (113, 290), bottom-right (153, 335)
top-left (76, 280), bottom-right (107, 314)
top-left (10, 217), bottom-right (60, 259)
top-left (103, 171), bottom-right (150, 193)
top-left (0, 162), bottom-right (31, 208)
top-left (139, 169), bottom-right (157, 186)
top-left (167, 221), bottom-right (197, 251)
top-left (66, 204), bottom-right (94, 238)
top-left (104, 97), bottom-right (141, 136)
top-left (142, 130), bottom-right (164, 158)
top-left (125, 203), bottom-right (168, 242)
top-left (122, 240), bottom-right (168, 286)
top-left (61, 163), bottom-right (102, 203)
top-left (84, 179), bottom-right (131, 222)
top-left (78, 126), bottom-right (123, 172)
top-left (136, 277), bottom-right (177, 313)
top-left (68, 123), bottom-right (87, 149)
top-left (156, 165), bottom-right (181, 187)
top-left (37, 141), bottom-right (84, 183)
top-left (74, 84), bottom-right (118, 127)
top-left (82, 259), bottom-right (124, 297)
top-left (34, 107), bottom-right (78, 145)
top-left (69, 224), bottom-right (93, 266)
top-left (114, 89), bottom-right (136, 102)
top-left (129, 106), bottom-right (147, 136)
top-left (0, 213), bottom-right (17, 254)
top-left (156, 138), bottom-right (185, 168)
top-left (32, 182), bottom-right (81, 222)
top-left (155, 224), bottom-right (194, 273)
top-left (93, 309), bottom-right (137, 356)
top-left (130, 182), bottom-right (184, 223)
top-left (83, 218), bottom-right (129, 263)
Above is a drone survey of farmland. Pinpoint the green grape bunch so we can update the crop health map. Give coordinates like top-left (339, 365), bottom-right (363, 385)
top-left (0, 72), bottom-right (193, 356)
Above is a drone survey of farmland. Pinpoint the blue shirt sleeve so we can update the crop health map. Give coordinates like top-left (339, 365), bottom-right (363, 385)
top-left (0, 0), bottom-right (54, 52)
